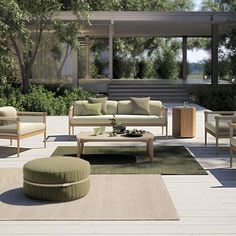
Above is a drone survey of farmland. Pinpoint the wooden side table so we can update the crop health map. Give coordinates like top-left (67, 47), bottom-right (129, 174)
top-left (172, 106), bottom-right (196, 138)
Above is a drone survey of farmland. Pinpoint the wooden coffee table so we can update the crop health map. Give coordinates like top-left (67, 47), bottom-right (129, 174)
top-left (76, 132), bottom-right (154, 162)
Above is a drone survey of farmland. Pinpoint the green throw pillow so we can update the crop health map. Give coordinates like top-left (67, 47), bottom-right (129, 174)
top-left (130, 97), bottom-right (151, 115)
top-left (81, 103), bottom-right (102, 116)
top-left (88, 97), bottom-right (107, 114)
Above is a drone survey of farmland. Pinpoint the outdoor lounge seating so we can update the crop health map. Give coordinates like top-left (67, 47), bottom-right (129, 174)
top-left (68, 98), bottom-right (168, 137)
top-left (229, 122), bottom-right (236, 167)
top-left (23, 156), bottom-right (90, 201)
top-left (204, 110), bottom-right (236, 151)
top-left (0, 106), bottom-right (47, 157)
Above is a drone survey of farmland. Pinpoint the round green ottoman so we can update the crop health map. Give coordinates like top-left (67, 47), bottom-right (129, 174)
top-left (23, 156), bottom-right (90, 201)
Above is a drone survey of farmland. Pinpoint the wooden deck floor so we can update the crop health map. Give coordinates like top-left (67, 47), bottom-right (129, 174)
top-left (1, 103), bottom-right (236, 235)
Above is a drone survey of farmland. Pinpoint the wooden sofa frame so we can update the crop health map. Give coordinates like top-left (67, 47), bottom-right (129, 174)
top-left (68, 105), bottom-right (168, 138)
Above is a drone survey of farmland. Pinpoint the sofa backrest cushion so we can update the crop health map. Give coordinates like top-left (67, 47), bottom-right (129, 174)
top-left (149, 101), bottom-right (163, 116)
top-left (117, 100), bottom-right (163, 115)
top-left (73, 100), bottom-right (163, 116)
top-left (130, 97), bottom-right (151, 115)
top-left (106, 101), bottom-right (118, 115)
top-left (0, 106), bottom-right (17, 125)
top-left (73, 101), bottom-right (88, 116)
top-left (88, 97), bottom-right (107, 114)
top-left (117, 100), bottom-right (132, 114)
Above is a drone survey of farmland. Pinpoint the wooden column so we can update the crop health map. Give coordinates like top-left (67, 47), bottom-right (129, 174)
top-left (109, 21), bottom-right (114, 80)
top-left (182, 36), bottom-right (187, 81)
top-left (84, 36), bottom-right (89, 80)
top-left (211, 24), bottom-right (219, 85)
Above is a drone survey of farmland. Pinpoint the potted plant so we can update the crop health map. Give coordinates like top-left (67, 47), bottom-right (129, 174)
top-left (109, 115), bottom-right (126, 134)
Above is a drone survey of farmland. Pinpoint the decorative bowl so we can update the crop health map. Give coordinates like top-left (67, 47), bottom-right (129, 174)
top-left (125, 129), bottom-right (145, 137)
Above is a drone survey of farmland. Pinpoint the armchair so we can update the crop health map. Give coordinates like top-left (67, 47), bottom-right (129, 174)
top-left (229, 122), bottom-right (236, 167)
top-left (204, 111), bottom-right (236, 151)
top-left (0, 106), bottom-right (47, 157)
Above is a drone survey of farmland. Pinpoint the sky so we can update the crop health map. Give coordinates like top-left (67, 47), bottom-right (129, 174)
top-left (194, 0), bottom-right (203, 11)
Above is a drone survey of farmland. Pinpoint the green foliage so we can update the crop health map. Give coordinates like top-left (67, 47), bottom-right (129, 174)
top-left (195, 85), bottom-right (236, 111)
top-left (0, 0), bottom-right (89, 93)
top-left (0, 84), bottom-right (95, 115)
top-left (83, 0), bottom-right (193, 11)
top-left (203, 59), bottom-right (232, 81)
top-left (135, 59), bottom-right (154, 79)
top-left (201, 0), bottom-right (236, 80)
top-left (0, 54), bottom-right (18, 83)
top-left (113, 56), bottom-right (137, 79)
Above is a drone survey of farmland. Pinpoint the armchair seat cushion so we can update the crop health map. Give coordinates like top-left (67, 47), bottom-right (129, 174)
top-left (0, 122), bottom-right (46, 135)
top-left (70, 114), bottom-right (164, 125)
top-left (71, 115), bottom-right (113, 125)
top-left (206, 121), bottom-right (231, 134)
top-left (231, 137), bottom-right (236, 147)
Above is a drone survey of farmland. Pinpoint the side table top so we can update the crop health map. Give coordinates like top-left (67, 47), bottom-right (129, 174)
top-left (173, 106), bottom-right (196, 110)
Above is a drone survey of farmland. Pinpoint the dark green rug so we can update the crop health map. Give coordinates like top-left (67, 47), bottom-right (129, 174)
top-left (51, 146), bottom-right (207, 175)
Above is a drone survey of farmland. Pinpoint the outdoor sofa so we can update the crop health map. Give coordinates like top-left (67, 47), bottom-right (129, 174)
top-left (68, 97), bottom-right (168, 137)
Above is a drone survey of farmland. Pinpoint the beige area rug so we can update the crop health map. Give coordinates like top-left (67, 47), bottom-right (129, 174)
top-left (0, 169), bottom-right (179, 221)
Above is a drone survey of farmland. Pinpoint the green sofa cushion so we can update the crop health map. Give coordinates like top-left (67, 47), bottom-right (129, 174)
top-left (88, 97), bottom-right (107, 114)
top-left (81, 103), bottom-right (102, 116)
top-left (130, 97), bottom-right (151, 115)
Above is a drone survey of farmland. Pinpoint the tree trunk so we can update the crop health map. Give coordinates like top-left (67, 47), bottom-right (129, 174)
top-left (21, 65), bottom-right (31, 94)
top-left (57, 44), bottom-right (70, 80)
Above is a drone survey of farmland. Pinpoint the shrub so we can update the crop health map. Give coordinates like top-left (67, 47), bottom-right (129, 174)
top-left (154, 48), bottom-right (180, 80)
top-left (195, 85), bottom-right (236, 111)
top-left (0, 84), bottom-right (96, 115)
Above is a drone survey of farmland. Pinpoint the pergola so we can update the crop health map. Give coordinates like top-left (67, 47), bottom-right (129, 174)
top-left (59, 11), bottom-right (236, 84)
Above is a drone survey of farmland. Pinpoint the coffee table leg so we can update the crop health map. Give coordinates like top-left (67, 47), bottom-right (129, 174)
top-left (80, 142), bottom-right (84, 156)
top-left (147, 140), bottom-right (154, 163)
top-left (77, 139), bottom-right (84, 158)
top-left (77, 138), bottom-right (81, 158)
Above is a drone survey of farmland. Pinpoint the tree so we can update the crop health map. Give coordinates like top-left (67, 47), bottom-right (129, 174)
top-left (201, 0), bottom-right (236, 80)
top-left (51, 21), bottom-right (82, 80)
top-left (154, 47), bottom-right (180, 80)
top-left (0, 0), bottom-right (62, 93)
top-left (0, 1), bottom-right (28, 86)
top-left (84, 0), bottom-right (193, 11)
top-left (0, 0), bottom-right (89, 93)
